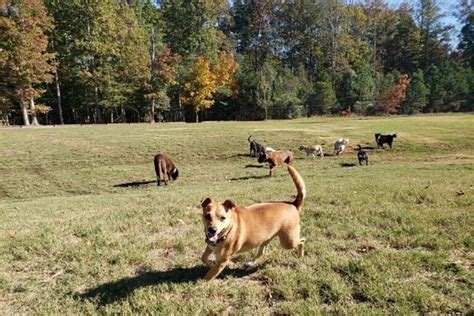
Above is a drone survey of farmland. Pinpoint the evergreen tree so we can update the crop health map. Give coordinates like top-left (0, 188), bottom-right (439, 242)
top-left (402, 69), bottom-right (429, 114)
top-left (384, 4), bottom-right (421, 74)
top-left (416, 0), bottom-right (452, 71)
top-left (307, 77), bottom-right (337, 115)
top-left (424, 65), bottom-right (445, 112)
top-left (458, 12), bottom-right (473, 68)
top-left (443, 61), bottom-right (469, 111)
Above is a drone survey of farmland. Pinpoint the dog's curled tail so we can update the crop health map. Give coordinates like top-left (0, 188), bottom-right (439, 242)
top-left (288, 165), bottom-right (305, 211)
top-left (248, 135), bottom-right (253, 143)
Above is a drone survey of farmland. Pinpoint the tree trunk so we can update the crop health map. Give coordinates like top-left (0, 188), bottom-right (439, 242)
top-left (3, 112), bottom-right (10, 126)
top-left (121, 107), bottom-right (126, 122)
top-left (179, 96), bottom-right (184, 122)
top-left (54, 69), bottom-right (64, 125)
top-left (151, 97), bottom-right (156, 123)
top-left (20, 99), bottom-right (30, 126)
top-left (150, 26), bottom-right (156, 124)
top-left (195, 110), bottom-right (199, 123)
top-left (93, 84), bottom-right (102, 124)
top-left (30, 97), bottom-right (40, 126)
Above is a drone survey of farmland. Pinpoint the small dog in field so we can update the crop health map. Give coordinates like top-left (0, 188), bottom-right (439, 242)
top-left (153, 154), bottom-right (179, 186)
top-left (299, 145), bottom-right (324, 159)
top-left (334, 138), bottom-right (349, 155)
top-left (200, 165), bottom-right (306, 281)
top-left (375, 133), bottom-right (397, 149)
top-left (248, 135), bottom-right (265, 157)
top-left (258, 150), bottom-right (294, 176)
top-left (356, 145), bottom-right (368, 166)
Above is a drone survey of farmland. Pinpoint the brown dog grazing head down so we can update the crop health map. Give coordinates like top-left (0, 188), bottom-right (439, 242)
top-left (257, 150), bottom-right (294, 176)
top-left (153, 154), bottom-right (179, 186)
top-left (200, 165), bottom-right (306, 281)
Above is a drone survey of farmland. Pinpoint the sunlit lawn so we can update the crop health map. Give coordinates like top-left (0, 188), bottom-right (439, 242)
top-left (1, 114), bottom-right (473, 314)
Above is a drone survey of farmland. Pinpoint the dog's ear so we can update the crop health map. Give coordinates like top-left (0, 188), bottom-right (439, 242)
top-left (222, 199), bottom-right (236, 212)
top-left (201, 197), bottom-right (212, 208)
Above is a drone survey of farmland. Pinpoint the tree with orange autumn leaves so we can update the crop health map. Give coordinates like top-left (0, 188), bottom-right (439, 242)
top-left (0, 0), bottom-right (55, 126)
top-left (180, 52), bottom-right (238, 122)
top-left (378, 74), bottom-right (410, 114)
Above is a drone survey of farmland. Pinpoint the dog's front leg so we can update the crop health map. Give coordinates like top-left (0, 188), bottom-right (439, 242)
top-left (245, 240), bottom-right (270, 268)
top-left (204, 256), bottom-right (230, 281)
top-left (201, 246), bottom-right (214, 267)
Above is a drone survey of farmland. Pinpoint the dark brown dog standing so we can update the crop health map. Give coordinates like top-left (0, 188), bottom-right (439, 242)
top-left (258, 150), bottom-right (294, 176)
top-left (200, 165), bottom-right (306, 281)
top-left (153, 154), bottom-right (179, 186)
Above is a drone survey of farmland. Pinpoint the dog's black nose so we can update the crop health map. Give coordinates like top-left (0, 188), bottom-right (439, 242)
top-left (208, 227), bottom-right (217, 234)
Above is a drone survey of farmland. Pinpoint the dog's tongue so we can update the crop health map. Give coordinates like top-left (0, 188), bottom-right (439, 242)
top-left (207, 234), bottom-right (218, 243)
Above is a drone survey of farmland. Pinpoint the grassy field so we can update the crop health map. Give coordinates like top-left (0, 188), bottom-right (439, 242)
top-left (1, 114), bottom-right (473, 314)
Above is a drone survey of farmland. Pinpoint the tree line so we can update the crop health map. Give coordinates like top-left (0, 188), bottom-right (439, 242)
top-left (0, 0), bottom-right (472, 125)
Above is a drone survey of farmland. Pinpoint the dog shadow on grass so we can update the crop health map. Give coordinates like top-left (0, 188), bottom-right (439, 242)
top-left (77, 265), bottom-right (255, 306)
top-left (244, 164), bottom-right (264, 168)
top-left (226, 153), bottom-right (256, 159)
top-left (229, 174), bottom-right (269, 181)
top-left (113, 180), bottom-right (156, 188)
top-left (340, 162), bottom-right (357, 168)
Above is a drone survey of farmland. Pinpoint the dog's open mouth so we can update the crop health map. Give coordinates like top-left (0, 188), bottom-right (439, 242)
top-left (206, 232), bottom-right (218, 244)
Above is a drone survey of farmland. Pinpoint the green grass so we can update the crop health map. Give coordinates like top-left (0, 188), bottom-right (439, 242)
top-left (1, 114), bottom-right (473, 314)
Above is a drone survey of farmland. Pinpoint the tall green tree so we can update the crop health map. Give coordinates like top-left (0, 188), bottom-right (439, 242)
top-left (424, 64), bottom-right (445, 112)
top-left (256, 58), bottom-right (276, 120)
top-left (458, 12), bottom-right (473, 68)
top-left (161, 0), bottom-right (228, 60)
top-left (276, 0), bottom-right (322, 79)
top-left (416, 0), bottom-right (451, 71)
top-left (71, 0), bottom-right (149, 123)
top-left (402, 69), bottom-right (429, 114)
top-left (384, 4), bottom-right (421, 74)
top-left (307, 76), bottom-right (337, 115)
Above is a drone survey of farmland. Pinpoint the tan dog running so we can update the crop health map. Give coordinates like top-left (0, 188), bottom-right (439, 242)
top-left (200, 165), bottom-right (306, 281)
top-left (258, 150), bottom-right (294, 176)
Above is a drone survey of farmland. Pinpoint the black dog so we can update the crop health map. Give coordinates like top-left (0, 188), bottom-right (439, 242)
top-left (375, 133), bottom-right (397, 149)
top-left (248, 135), bottom-right (265, 157)
top-left (356, 145), bottom-right (368, 166)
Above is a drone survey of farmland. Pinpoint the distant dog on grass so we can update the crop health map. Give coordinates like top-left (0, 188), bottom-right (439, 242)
top-left (356, 145), bottom-right (368, 166)
top-left (200, 165), bottom-right (305, 281)
top-left (299, 145), bottom-right (324, 159)
top-left (375, 133), bottom-right (397, 149)
top-left (153, 154), bottom-right (179, 186)
top-left (248, 135), bottom-right (265, 157)
top-left (334, 138), bottom-right (349, 155)
top-left (258, 150), bottom-right (294, 176)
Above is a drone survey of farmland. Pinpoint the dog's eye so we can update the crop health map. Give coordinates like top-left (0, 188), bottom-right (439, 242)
top-left (204, 214), bottom-right (211, 220)
top-left (220, 216), bottom-right (226, 221)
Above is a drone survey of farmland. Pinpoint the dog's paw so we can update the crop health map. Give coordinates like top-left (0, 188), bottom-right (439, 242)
top-left (244, 260), bottom-right (256, 268)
